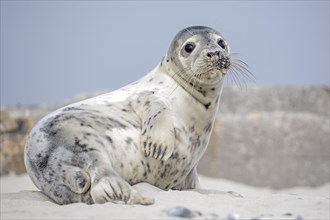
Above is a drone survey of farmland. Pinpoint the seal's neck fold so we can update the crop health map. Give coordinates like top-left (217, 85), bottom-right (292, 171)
top-left (159, 57), bottom-right (224, 107)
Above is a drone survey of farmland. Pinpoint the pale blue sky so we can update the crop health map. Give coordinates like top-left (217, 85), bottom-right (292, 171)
top-left (1, 1), bottom-right (329, 106)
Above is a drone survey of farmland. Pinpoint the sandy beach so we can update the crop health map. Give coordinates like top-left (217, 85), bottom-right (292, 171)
top-left (1, 173), bottom-right (329, 220)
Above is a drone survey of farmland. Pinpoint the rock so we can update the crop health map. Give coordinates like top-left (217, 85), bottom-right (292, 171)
top-left (218, 85), bottom-right (329, 116)
top-left (0, 109), bottom-right (17, 133)
top-left (199, 86), bottom-right (330, 189)
top-left (0, 111), bottom-right (36, 175)
top-left (0, 108), bottom-right (45, 175)
top-left (227, 213), bottom-right (240, 220)
top-left (167, 206), bottom-right (193, 218)
top-left (1, 134), bottom-right (27, 175)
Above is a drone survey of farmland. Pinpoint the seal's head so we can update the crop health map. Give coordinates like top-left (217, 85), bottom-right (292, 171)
top-left (165, 26), bottom-right (231, 86)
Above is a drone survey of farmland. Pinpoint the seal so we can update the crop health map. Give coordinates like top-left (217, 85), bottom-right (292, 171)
top-left (24, 26), bottom-right (234, 205)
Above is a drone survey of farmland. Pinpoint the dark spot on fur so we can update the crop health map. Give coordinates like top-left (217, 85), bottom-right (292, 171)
top-left (106, 117), bottom-right (127, 129)
top-left (153, 111), bottom-right (162, 119)
top-left (160, 164), bottom-right (171, 178)
top-left (146, 163), bottom-right (151, 173)
top-left (77, 176), bottom-right (87, 189)
top-left (189, 125), bottom-right (195, 132)
top-left (156, 145), bottom-right (162, 158)
top-left (170, 152), bottom-right (179, 159)
top-left (50, 131), bottom-right (57, 136)
top-left (204, 102), bottom-right (211, 110)
top-left (152, 143), bottom-right (157, 157)
top-left (62, 107), bottom-right (83, 112)
top-left (204, 122), bottom-right (212, 134)
top-left (36, 153), bottom-right (49, 171)
top-left (82, 148), bottom-right (100, 153)
top-left (86, 124), bottom-right (94, 129)
top-left (125, 137), bottom-right (133, 145)
top-left (95, 139), bottom-right (105, 147)
top-left (74, 137), bottom-right (87, 148)
top-left (189, 135), bottom-right (201, 150)
top-left (105, 135), bottom-right (113, 143)
top-left (200, 90), bottom-right (207, 96)
top-left (170, 169), bottom-right (179, 176)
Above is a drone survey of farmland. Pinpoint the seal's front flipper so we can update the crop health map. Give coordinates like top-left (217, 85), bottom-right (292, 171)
top-left (91, 176), bottom-right (154, 205)
top-left (132, 92), bottom-right (175, 161)
top-left (140, 112), bottom-right (176, 160)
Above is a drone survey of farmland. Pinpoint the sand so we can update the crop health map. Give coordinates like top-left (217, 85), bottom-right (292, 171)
top-left (0, 174), bottom-right (329, 220)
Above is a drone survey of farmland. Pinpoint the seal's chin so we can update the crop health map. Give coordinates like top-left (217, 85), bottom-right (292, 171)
top-left (197, 69), bottom-right (227, 82)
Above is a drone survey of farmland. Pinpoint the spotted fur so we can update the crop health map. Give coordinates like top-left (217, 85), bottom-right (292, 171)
top-left (24, 26), bottom-right (231, 205)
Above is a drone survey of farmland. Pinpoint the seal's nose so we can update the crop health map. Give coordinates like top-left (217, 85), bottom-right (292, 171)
top-left (206, 51), bottom-right (221, 58)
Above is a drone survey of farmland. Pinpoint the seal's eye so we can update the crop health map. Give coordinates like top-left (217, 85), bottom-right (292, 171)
top-left (218, 39), bottom-right (226, 49)
top-left (184, 43), bottom-right (195, 53)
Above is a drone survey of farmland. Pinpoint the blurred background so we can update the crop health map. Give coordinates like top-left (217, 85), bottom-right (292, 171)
top-left (1, 1), bottom-right (329, 106)
top-left (0, 1), bottom-right (329, 190)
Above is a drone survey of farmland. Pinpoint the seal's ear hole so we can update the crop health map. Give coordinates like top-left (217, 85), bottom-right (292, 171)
top-left (184, 43), bottom-right (195, 53)
top-left (217, 39), bottom-right (226, 49)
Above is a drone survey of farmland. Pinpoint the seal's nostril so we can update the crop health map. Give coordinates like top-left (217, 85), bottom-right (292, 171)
top-left (207, 52), bottom-right (213, 58)
top-left (207, 51), bottom-right (221, 58)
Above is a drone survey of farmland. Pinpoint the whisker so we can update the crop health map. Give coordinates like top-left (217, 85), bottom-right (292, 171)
top-left (224, 56), bottom-right (255, 89)
top-left (169, 66), bottom-right (192, 95)
top-left (230, 67), bottom-right (247, 89)
top-left (230, 52), bottom-right (241, 57)
top-left (231, 64), bottom-right (255, 83)
top-left (232, 59), bottom-right (256, 82)
top-left (229, 68), bottom-right (243, 89)
top-left (225, 72), bottom-right (231, 86)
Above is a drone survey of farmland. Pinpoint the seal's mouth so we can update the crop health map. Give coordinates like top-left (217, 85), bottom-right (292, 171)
top-left (195, 56), bottom-right (231, 81)
top-left (192, 71), bottom-right (224, 87)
